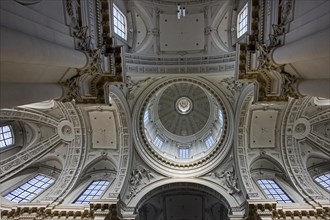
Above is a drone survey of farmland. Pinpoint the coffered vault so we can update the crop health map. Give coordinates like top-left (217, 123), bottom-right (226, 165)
top-left (0, 0), bottom-right (329, 219)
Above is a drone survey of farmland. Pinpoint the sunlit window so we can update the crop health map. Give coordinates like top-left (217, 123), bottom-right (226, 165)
top-left (74, 180), bottom-right (110, 204)
top-left (144, 110), bottom-right (150, 124)
top-left (218, 109), bottom-right (223, 127)
top-left (205, 135), bottom-right (215, 149)
top-left (314, 173), bottom-right (330, 191)
top-left (179, 147), bottom-right (189, 158)
top-left (153, 135), bottom-right (164, 149)
top-left (113, 4), bottom-right (127, 40)
top-left (237, 3), bottom-right (248, 38)
top-left (0, 125), bottom-right (14, 148)
top-left (257, 179), bottom-right (293, 203)
top-left (4, 175), bottom-right (54, 203)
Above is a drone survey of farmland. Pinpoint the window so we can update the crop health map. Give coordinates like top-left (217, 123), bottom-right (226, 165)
top-left (144, 110), bottom-right (150, 124)
top-left (314, 173), bottom-right (330, 191)
top-left (4, 175), bottom-right (54, 203)
top-left (257, 179), bottom-right (293, 204)
top-left (113, 4), bottom-right (127, 40)
top-left (153, 135), bottom-right (164, 149)
top-left (204, 135), bottom-right (215, 149)
top-left (218, 109), bottom-right (223, 126)
top-left (237, 3), bottom-right (248, 38)
top-left (0, 125), bottom-right (14, 148)
top-left (179, 147), bottom-right (189, 158)
top-left (74, 180), bottom-right (110, 204)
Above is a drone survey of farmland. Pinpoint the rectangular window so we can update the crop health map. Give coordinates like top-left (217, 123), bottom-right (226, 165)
top-left (204, 135), bottom-right (215, 149)
top-left (113, 4), bottom-right (127, 40)
top-left (257, 179), bottom-right (293, 204)
top-left (179, 147), bottom-right (189, 158)
top-left (4, 175), bottom-right (54, 203)
top-left (237, 3), bottom-right (248, 38)
top-left (144, 110), bottom-right (150, 124)
top-left (153, 135), bottom-right (164, 149)
top-left (74, 180), bottom-right (109, 204)
top-left (0, 125), bottom-right (14, 148)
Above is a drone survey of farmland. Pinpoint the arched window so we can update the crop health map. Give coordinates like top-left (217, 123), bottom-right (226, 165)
top-left (0, 125), bottom-right (14, 148)
top-left (314, 173), bottom-right (330, 191)
top-left (113, 4), bottom-right (127, 40)
top-left (257, 179), bottom-right (293, 204)
top-left (4, 174), bottom-right (54, 203)
top-left (74, 180), bottom-right (110, 204)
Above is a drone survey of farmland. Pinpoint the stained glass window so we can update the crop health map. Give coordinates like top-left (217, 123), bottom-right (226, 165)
top-left (74, 180), bottom-right (110, 204)
top-left (257, 179), bottom-right (293, 203)
top-left (4, 175), bottom-right (54, 203)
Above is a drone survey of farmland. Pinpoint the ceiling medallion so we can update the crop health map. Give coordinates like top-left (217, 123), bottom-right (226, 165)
top-left (176, 97), bottom-right (193, 115)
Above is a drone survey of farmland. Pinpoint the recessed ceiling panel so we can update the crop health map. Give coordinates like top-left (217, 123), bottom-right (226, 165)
top-left (159, 13), bottom-right (204, 51)
top-left (250, 110), bottom-right (278, 148)
top-left (89, 111), bottom-right (117, 149)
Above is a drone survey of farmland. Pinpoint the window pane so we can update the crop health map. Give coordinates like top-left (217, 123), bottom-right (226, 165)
top-left (315, 173), bottom-right (330, 191)
top-left (257, 179), bottom-right (293, 204)
top-left (74, 180), bottom-right (110, 204)
top-left (237, 3), bottom-right (248, 38)
top-left (0, 125), bottom-right (14, 148)
top-left (4, 175), bottom-right (54, 203)
top-left (113, 4), bottom-right (127, 40)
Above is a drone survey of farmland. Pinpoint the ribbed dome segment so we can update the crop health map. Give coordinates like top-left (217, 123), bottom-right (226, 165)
top-left (158, 83), bottom-right (210, 136)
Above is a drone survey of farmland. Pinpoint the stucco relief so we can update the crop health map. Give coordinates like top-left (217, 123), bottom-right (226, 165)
top-left (281, 97), bottom-right (330, 202)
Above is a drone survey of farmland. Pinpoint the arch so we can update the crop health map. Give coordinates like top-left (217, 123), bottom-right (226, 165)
top-left (106, 85), bottom-right (133, 199)
top-left (126, 178), bottom-right (238, 209)
top-left (61, 157), bottom-right (117, 205)
top-left (135, 182), bottom-right (232, 220)
top-left (250, 153), bottom-right (286, 174)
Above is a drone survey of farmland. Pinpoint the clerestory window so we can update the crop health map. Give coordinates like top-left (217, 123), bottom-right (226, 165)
top-left (144, 110), bottom-right (150, 124)
top-left (314, 173), bottom-right (330, 191)
top-left (153, 135), bottom-right (164, 149)
top-left (4, 175), bottom-right (54, 203)
top-left (204, 134), bottom-right (215, 149)
top-left (237, 3), bottom-right (248, 38)
top-left (113, 4), bottom-right (127, 40)
top-left (74, 180), bottom-right (110, 204)
top-left (0, 125), bottom-right (14, 148)
top-left (257, 179), bottom-right (293, 203)
top-left (179, 147), bottom-right (189, 158)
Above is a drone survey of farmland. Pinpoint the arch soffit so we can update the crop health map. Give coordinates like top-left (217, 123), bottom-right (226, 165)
top-left (249, 153), bottom-right (286, 174)
top-left (127, 178), bottom-right (238, 209)
top-left (108, 85), bottom-right (133, 198)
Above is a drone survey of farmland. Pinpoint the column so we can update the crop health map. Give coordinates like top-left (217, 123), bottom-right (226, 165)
top-left (0, 83), bottom-right (63, 108)
top-left (0, 26), bottom-right (88, 68)
top-left (297, 79), bottom-right (330, 98)
top-left (271, 28), bottom-right (330, 65)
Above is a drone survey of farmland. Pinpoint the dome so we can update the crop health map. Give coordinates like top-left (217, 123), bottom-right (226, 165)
top-left (134, 78), bottom-right (232, 176)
